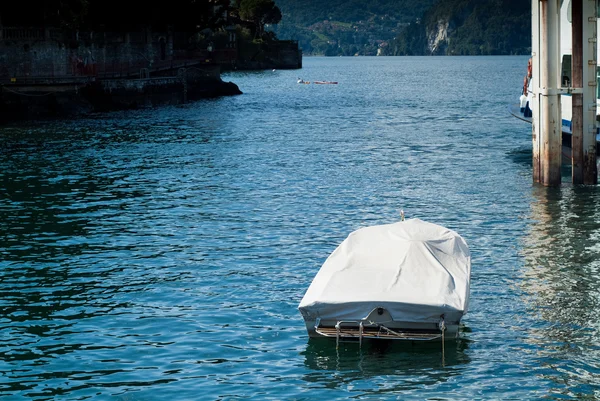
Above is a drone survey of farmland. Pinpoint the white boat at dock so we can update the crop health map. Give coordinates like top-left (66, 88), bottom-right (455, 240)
top-left (512, 0), bottom-right (600, 156)
top-left (509, 103), bottom-right (600, 159)
top-left (298, 218), bottom-right (471, 343)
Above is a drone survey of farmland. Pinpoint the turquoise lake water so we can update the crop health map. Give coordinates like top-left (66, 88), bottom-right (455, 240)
top-left (2, 56), bottom-right (600, 400)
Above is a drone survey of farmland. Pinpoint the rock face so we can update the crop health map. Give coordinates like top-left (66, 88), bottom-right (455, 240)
top-left (391, 0), bottom-right (531, 56)
top-left (427, 19), bottom-right (451, 55)
top-left (0, 77), bottom-right (242, 123)
top-left (84, 76), bottom-right (242, 111)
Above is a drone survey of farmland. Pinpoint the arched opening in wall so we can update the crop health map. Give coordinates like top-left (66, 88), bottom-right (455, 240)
top-left (160, 37), bottom-right (166, 61)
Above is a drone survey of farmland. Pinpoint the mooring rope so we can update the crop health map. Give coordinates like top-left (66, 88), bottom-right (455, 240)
top-left (439, 315), bottom-right (446, 367)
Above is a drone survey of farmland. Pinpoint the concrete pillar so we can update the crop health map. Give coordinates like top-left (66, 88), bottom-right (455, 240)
top-left (534, 0), bottom-right (562, 186)
top-left (582, 0), bottom-right (598, 184)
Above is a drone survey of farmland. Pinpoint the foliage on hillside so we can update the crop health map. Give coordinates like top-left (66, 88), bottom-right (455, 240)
top-left (386, 0), bottom-right (531, 55)
top-left (270, 0), bottom-right (436, 56)
top-left (1, 0), bottom-right (532, 56)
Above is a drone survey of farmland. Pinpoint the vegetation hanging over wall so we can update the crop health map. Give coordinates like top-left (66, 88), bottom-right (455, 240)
top-left (0, 0), bottom-right (281, 36)
top-left (0, 0), bottom-right (226, 30)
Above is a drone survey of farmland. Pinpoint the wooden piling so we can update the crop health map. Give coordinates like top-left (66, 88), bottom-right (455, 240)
top-left (532, 0), bottom-right (596, 185)
top-left (582, 0), bottom-right (598, 184)
top-left (539, 0), bottom-right (562, 186)
top-left (532, 0), bottom-right (541, 183)
top-left (572, 0), bottom-right (584, 184)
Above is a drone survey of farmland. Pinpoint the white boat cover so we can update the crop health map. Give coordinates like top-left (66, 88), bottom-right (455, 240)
top-left (298, 218), bottom-right (471, 325)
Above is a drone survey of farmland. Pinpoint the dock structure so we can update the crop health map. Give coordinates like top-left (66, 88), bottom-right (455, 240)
top-left (571, 0), bottom-right (598, 184)
top-left (531, 0), bottom-right (598, 186)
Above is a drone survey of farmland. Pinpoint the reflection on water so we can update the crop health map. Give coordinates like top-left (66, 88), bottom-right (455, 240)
top-left (520, 185), bottom-right (600, 398)
top-left (302, 338), bottom-right (470, 397)
top-left (303, 338), bottom-right (471, 371)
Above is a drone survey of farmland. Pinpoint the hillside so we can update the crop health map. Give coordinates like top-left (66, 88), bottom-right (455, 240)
top-left (271, 0), bottom-right (436, 56)
top-left (271, 0), bottom-right (531, 56)
top-left (383, 0), bottom-right (530, 55)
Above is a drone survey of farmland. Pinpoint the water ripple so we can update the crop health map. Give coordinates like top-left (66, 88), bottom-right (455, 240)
top-left (2, 56), bottom-right (600, 400)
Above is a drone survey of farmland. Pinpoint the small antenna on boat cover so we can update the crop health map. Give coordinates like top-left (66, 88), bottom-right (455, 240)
top-left (400, 209), bottom-right (405, 221)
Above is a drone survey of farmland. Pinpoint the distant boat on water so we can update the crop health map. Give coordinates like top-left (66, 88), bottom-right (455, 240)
top-left (297, 78), bottom-right (337, 85)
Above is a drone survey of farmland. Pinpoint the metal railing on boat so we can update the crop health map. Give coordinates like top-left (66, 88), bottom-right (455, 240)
top-left (314, 319), bottom-right (445, 348)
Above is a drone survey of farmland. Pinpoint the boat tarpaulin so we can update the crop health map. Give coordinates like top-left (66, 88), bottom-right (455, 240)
top-left (298, 218), bottom-right (471, 325)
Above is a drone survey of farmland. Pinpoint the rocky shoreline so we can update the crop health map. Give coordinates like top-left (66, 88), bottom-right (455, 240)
top-left (0, 27), bottom-right (299, 125)
top-left (0, 75), bottom-right (242, 124)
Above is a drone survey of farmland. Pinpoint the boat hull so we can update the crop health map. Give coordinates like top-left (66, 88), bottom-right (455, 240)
top-left (300, 302), bottom-right (464, 342)
top-left (302, 318), bottom-right (461, 341)
top-left (509, 103), bottom-right (600, 157)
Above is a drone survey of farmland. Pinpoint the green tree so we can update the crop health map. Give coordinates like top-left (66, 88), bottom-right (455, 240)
top-left (238, 0), bottom-right (282, 39)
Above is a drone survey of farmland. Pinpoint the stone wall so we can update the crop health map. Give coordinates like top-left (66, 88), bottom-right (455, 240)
top-left (0, 29), bottom-right (69, 77)
top-left (0, 27), bottom-right (243, 123)
top-left (0, 27), bottom-right (301, 81)
top-left (0, 27), bottom-right (180, 80)
top-left (0, 63), bottom-right (238, 122)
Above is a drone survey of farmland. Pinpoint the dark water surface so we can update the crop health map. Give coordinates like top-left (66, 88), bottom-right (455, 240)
top-left (2, 56), bottom-right (600, 400)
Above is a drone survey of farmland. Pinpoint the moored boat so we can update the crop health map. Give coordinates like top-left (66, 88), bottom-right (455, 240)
top-left (511, 0), bottom-right (600, 155)
top-left (298, 218), bottom-right (471, 343)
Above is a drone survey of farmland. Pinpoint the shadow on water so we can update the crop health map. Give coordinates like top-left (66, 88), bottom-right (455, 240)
top-left (0, 129), bottom-right (135, 393)
top-left (519, 184), bottom-right (600, 398)
top-left (301, 337), bottom-right (471, 394)
top-left (506, 146), bottom-right (533, 167)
